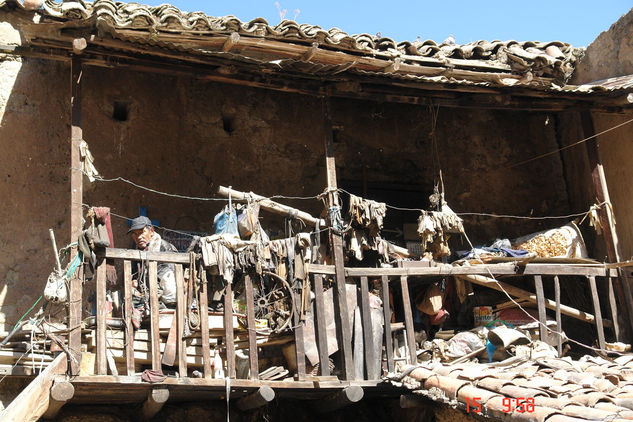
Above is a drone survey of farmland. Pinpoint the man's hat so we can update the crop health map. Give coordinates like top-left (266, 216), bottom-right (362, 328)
top-left (128, 216), bottom-right (153, 234)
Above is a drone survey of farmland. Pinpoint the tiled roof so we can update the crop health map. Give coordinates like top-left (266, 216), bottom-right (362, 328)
top-left (394, 354), bottom-right (633, 421)
top-left (2, 0), bottom-right (583, 85)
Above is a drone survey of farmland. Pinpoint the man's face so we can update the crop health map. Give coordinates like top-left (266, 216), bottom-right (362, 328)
top-left (131, 226), bottom-right (153, 250)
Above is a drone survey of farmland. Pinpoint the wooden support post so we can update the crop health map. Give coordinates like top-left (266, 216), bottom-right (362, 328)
top-left (0, 353), bottom-right (67, 421)
top-left (236, 386), bottom-right (275, 411)
top-left (554, 276), bottom-right (562, 356)
top-left (42, 380), bottom-right (74, 420)
top-left (534, 275), bottom-right (548, 342)
top-left (96, 259), bottom-right (107, 375)
top-left (224, 281), bottom-right (236, 378)
top-left (581, 111), bottom-right (633, 338)
top-left (359, 277), bottom-right (378, 380)
top-left (382, 275), bottom-right (394, 373)
top-left (322, 97), bottom-right (353, 380)
top-left (608, 277), bottom-right (620, 342)
top-left (68, 57), bottom-right (83, 376)
top-left (400, 276), bottom-right (416, 365)
top-left (175, 264), bottom-right (187, 377)
top-left (588, 276), bottom-right (606, 351)
top-left (148, 261), bottom-right (161, 371)
top-left (124, 260), bottom-right (135, 375)
top-left (140, 388), bottom-right (169, 421)
top-left (293, 290), bottom-right (307, 380)
top-left (316, 385), bottom-right (364, 413)
top-left (199, 268), bottom-right (212, 378)
top-left (244, 275), bottom-right (259, 380)
top-left (313, 274), bottom-right (330, 376)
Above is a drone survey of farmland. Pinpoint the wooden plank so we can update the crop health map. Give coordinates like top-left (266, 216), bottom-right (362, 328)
top-left (459, 274), bottom-right (612, 327)
top-left (534, 276), bottom-right (548, 343)
top-left (294, 290), bottom-right (307, 381)
top-left (313, 274), bottom-right (330, 376)
top-left (581, 110), bottom-right (633, 339)
top-left (381, 275), bottom-right (394, 373)
top-left (140, 388), bottom-right (169, 420)
top-left (224, 280), bottom-right (236, 378)
top-left (123, 260), bottom-right (135, 376)
top-left (308, 263), bottom-right (608, 277)
top-left (42, 380), bottom-right (74, 419)
top-left (588, 276), bottom-right (606, 351)
top-left (199, 267), bottom-right (212, 379)
top-left (236, 386), bottom-right (275, 411)
top-left (102, 248), bottom-right (190, 264)
top-left (359, 277), bottom-right (378, 380)
top-left (244, 275), bottom-right (259, 380)
top-left (0, 353), bottom-right (67, 422)
top-left (96, 259), bottom-right (107, 375)
top-left (148, 261), bottom-right (161, 371)
top-left (68, 57), bottom-right (83, 376)
top-left (161, 314), bottom-right (178, 367)
top-left (175, 264), bottom-right (187, 377)
top-left (554, 276), bottom-right (562, 356)
top-left (608, 277), bottom-right (620, 342)
top-left (316, 385), bottom-right (364, 413)
top-left (400, 276), bottom-right (416, 365)
top-left (322, 97), bottom-right (353, 380)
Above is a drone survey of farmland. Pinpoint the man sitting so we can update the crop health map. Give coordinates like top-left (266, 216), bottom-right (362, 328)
top-left (128, 216), bottom-right (178, 327)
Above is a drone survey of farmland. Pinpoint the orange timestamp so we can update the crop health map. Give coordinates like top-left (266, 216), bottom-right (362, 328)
top-left (465, 397), bottom-right (535, 413)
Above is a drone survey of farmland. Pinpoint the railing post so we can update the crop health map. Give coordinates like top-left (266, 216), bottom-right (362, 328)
top-left (96, 259), bottom-right (107, 375)
top-left (381, 275), bottom-right (394, 373)
top-left (359, 277), bottom-right (377, 380)
top-left (399, 276), bottom-right (416, 365)
top-left (175, 264), bottom-right (187, 377)
top-left (534, 275), bottom-right (548, 342)
top-left (199, 266), bottom-right (212, 379)
top-left (123, 260), bottom-right (135, 375)
top-left (224, 280), bottom-right (236, 378)
top-left (608, 275), bottom-right (620, 342)
top-left (588, 276), bottom-right (606, 351)
top-left (148, 261), bottom-right (161, 371)
top-left (313, 274), bottom-right (330, 376)
top-left (554, 276), bottom-right (562, 356)
top-left (244, 275), bottom-right (259, 380)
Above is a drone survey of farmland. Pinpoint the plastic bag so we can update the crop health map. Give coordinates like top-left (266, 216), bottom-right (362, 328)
top-left (213, 206), bottom-right (239, 236)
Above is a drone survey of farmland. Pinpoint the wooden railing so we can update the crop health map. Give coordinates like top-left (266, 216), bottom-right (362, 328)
top-left (84, 248), bottom-right (621, 382)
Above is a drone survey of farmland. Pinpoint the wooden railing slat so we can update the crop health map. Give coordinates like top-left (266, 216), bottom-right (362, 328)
top-left (608, 276), bottom-right (620, 342)
top-left (148, 262), bottom-right (161, 371)
top-left (359, 277), bottom-right (378, 380)
top-left (534, 275), bottom-right (548, 342)
top-left (293, 289), bottom-right (307, 381)
top-left (224, 281), bottom-right (236, 378)
top-left (96, 259), bottom-right (107, 375)
top-left (588, 276), bottom-right (606, 350)
top-left (399, 276), bottom-right (416, 365)
top-left (123, 260), bottom-right (135, 375)
top-left (313, 274), bottom-right (330, 376)
top-left (175, 264), bottom-right (187, 377)
top-left (244, 275), bottom-right (259, 380)
top-left (381, 275), bottom-right (393, 373)
top-left (554, 276), bottom-right (562, 356)
top-left (199, 267), bottom-right (212, 379)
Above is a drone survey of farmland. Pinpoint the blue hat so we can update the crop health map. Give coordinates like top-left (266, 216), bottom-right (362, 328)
top-left (127, 216), bottom-right (152, 233)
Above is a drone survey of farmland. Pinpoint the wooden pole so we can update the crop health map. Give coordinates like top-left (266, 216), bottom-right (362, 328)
top-left (123, 260), bottom-right (135, 375)
top-left (554, 276), bottom-right (562, 356)
top-left (42, 380), bottom-right (75, 420)
top-left (316, 385), bottom-right (364, 413)
top-left (580, 111), bottom-right (633, 338)
top-left (68, 56), bottom-right (83, 376)
top-left (140, 388), bottom-right (169, 421)
top-left (236, 386), bottom-right (275, 411)
top-left (322, 97), bottom-right (354, 380)
top-left (96, 259), bottom-right (107, 375)
top-left (533, 276), bottom-right (548, 342)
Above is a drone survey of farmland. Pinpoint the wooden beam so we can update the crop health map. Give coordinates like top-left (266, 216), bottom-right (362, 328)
top-left (554, 276), bottom-right (562, 356)
top-left (400, 276), bottom-right (417, 365)
top-left (458, 274), bottom-right (611, 327)
top-left (581, 110), bottom-right (633, 339)
top-left (301, 42), bottom-right (318, 62)
top-left (221, 32), bottom-right (240, 53)
top-left (313, 274), bottom-right (330, 376)
top-left (149, 261), bottom-right (161, 371)
top-left (124, 260), bottom-right (135, 375)
top-left (381, 275), bottom-right (394, 373)
top-left (102, 247), bottom-right (190, 264)
top-left (0, 353), bottom-right (67, 422)
top-left (588, 276), bottom-right (606, 351)
top-left (42, 380), bottom-right (75, 420)
top-left (68, 56), bottom-right (83, 376)
top-left (72, 37), bottom-right (87, 55)
top-left (140, 388), bottom-right (169, 421)
top-left (96, 259), bottom-right (107, 375)
top-left (316, 385), bottom-right (364, 413)
top-left (322, 97), bottom-right (354, 381)
top-left (534, 275), bottom-right (548, 342)
top-left (224, 281), bottom-right (236, 378)
top-left (244, 275), bottom-right (259, 380)
top-left (199, 268), bottom-right (212, 379)
top-left (217, 186), bottom-right (325, 227)
top-left (236, 386), bottom-right (275, 411)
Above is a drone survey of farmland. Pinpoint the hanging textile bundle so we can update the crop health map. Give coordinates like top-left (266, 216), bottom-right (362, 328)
top-left (417, 202), bottom-right (464, 258)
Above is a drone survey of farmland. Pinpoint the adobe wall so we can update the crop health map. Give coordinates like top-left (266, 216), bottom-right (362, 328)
top-left (0, 12), bottom-right (577, 332)
top-left (570, 8), bottom-right (633, 259)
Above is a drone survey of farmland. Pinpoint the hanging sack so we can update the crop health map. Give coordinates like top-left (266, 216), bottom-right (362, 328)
top-left (212, 206), bottom-right (239, 236)
top-left (237, 202), bottom-right (260, 239)
top-left (416, 283), bottom-right (444, 315)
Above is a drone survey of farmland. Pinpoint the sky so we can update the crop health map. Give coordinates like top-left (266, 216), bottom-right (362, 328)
top-left (141, 0), bottom-right (633, 47)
